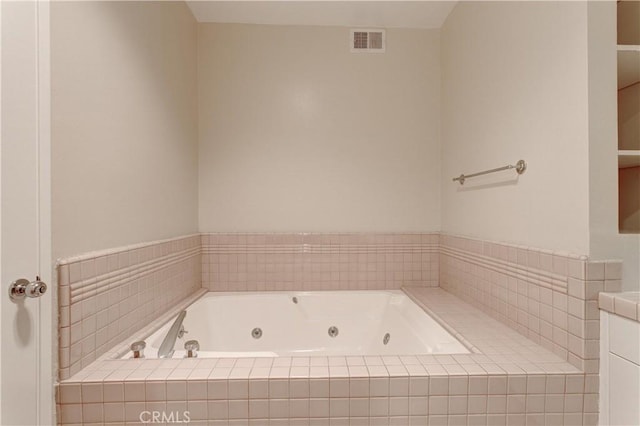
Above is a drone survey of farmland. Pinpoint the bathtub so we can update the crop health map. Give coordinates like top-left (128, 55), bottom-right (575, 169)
top-left (127, 290), bottom-right (469, 359)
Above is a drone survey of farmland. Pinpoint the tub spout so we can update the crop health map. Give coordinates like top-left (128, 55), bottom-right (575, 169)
top-left (158, 310), bottom-right (187, 358)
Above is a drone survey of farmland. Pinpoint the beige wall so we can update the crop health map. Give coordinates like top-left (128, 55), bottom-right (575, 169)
top-left (440, 1), bottom-right (591, 255)
top-left (51, 3), bottom-right (636, 289)
top-left (198, 24), bottom-right (441, 233)
top-left (51, 1), bottom-right (199, 260)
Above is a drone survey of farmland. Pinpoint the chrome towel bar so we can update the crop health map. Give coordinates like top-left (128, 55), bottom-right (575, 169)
top-left (453, 159), bottom-right (526, 185)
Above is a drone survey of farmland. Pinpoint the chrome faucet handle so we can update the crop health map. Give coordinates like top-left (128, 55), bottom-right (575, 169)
top-left (184, 340), bottom-right (199, 358)
top-left (131, 340), bottom-right (146, 358)
top-left (178, 325), bottom-right (188, 339)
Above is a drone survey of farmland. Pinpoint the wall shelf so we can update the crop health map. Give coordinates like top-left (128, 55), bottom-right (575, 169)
top-left (619, 150), bottom-right (640, 169)
top-left (617, 1), bottom-right (640, 234)
top-left (618, 45), bottom-right (640, 89)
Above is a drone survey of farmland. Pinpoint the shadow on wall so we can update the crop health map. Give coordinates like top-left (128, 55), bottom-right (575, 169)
top-left (452, 167), bottom-right (522, 191)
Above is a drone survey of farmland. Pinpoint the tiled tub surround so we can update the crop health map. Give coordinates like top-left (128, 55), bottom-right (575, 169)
top-left (58, 234), bottom-right (202, 380)
top-left (201, 233), bottom-right (440, 292)
top-left (57, 288), bottom-right (596, 425)
top-left (55, 232), bottom-right (621, 424)
top-left (439, 234), bottom-right (622, 376)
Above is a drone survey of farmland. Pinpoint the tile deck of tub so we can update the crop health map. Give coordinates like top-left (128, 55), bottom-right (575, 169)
top-left (57, 287), bottom-right (596, 425)
top-left (63, 288), bottom-right (579, 383)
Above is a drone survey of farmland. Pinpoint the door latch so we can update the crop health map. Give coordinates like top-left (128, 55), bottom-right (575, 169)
top-left (9, 276), bottom-right (47, 301)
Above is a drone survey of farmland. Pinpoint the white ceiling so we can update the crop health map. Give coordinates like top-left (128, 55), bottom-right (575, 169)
top-left (186, 1), bottom-right (458, 29)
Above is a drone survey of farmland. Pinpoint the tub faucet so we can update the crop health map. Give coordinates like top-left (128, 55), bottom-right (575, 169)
top-left (158, 310), bottom-right (187, 358)
top-left (184, 340), bottom-right (200, 358)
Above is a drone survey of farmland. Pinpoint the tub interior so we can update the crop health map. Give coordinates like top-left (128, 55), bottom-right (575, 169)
top-left (128, 290), bottom-right (469, 359)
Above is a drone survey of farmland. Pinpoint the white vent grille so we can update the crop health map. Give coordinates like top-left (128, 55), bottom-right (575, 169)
top-left (350, 29), bottom-right (385, 53)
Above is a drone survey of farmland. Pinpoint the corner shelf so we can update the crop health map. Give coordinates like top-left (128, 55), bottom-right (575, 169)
top-left (617, 0), bottom-right (640, 234)
top-left (618, 45), bottom-right (640, 89)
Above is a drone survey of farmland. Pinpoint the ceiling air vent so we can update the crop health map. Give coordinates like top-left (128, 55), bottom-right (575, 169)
top-left (350, 29), bottom-right (385, 53)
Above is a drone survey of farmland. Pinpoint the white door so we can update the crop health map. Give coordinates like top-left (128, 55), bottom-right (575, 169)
top-left (1, 1), bottom-right (52, 424)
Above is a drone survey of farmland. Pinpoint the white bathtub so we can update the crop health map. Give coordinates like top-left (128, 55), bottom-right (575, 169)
top-left (128, 290), bottom-right (469, 359)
